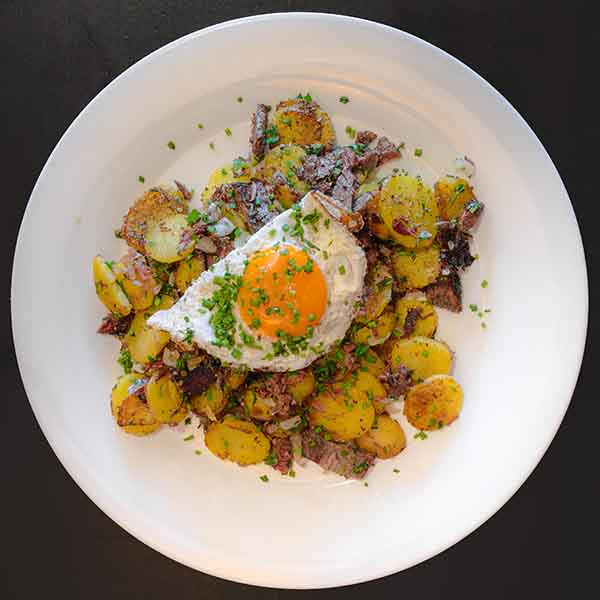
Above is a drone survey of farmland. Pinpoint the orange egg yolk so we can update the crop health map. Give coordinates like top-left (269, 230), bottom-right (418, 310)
top-left (237, 245), bottom-right (327, 339)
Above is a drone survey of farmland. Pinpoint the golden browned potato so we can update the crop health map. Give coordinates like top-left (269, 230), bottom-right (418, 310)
top-left (404, 374), bottom-right (463, 430)
top-left (353, 309), bottom-right (397, 346)
top-left (255, 144), bottom-right (309, 208)
top-left (271, 98), bottom-right (336, 149)
top-left (359, 348), bottom-right (387, 378)
top-left (145, 213), bottom-right (194, 264)
top-left (111, 373), bottom-right (144, 418)
top-left (190, 383), bottom-right (226, 421)
top-left (358, 262), bottom-right (393, 323)
top-left (200, 162), bottom-right (252, 202)
top-left (394, 297), bottom-right (438, 338)
top-left (93, 256), bottom-right (132, 317)
top-left (357, 415), bottom-right (406, 458)
top-left (204, 415), bottom-right (270, 466)
top-left (287, 370), bottom-right (315, 403)
top-left (434, 176), bottom-right (476, 222)
top-left (124, 295), bottom-right (175, 365)
top-left (146, 374), bottom-right (183, 423)
top-left (378, 175), bottom-right (438, 247)
top-left (391, 245), bottom-right (441, 291)
top-left (175, 254), bottom-right (206, 293)
top-left (223, 367), bottom-right (248, 393)
top-left (121, 185), bottom-right (189, 254)
top-left (114, 253), bottom-right (159, 311)
top-left (308, 370), bottom-right (381, 441)
top-left (243, 384), bottom-right (274, 421)
top-left (389, 336), bottom-right (453, 383)
top-left (116, 394), bottom-right (161, 436)
top-left (168, 402), bottom-right (190, 425)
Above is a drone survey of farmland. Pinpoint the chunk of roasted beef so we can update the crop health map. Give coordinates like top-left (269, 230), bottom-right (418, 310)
top-left (301, 429), bottom-right (375, 479)
top-left (249, 103), bottom-right (271, 160)
top-left (97, 313), bottom-right (133, 337)
top-left (182, 363), bottom-right (216, 396)
top-left (270, 437), bottom-right (293, 474)
top-left (212, 181), bottom-right (280, 233)
top-left (425, 272), bottom-right (462, 313)
top-left (437, 223), bottom-right (475, 271)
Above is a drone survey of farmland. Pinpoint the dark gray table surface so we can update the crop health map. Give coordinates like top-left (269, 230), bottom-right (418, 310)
top-left (2, 2), bottom-right (586, 598)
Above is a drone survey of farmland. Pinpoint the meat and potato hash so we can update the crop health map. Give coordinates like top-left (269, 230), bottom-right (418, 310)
top-left (94, 94), bottom-right (484, 479)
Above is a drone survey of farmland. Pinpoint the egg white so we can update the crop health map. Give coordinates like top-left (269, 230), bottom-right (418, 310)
top-left (148, 191), bottom-right (366, 371)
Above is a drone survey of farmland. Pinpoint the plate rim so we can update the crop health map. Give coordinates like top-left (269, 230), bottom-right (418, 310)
top-left (11, 12), bottom-right (588, 588)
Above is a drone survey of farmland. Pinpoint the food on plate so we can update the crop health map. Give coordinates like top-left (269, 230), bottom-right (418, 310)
top-left (404, 375), bottom-right (463, 430)
top-left (94, 93), bottom-right (484, 479)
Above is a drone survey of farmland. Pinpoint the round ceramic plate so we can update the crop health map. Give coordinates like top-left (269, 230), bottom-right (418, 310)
top-left (12, 13), bottom-right (586, 588)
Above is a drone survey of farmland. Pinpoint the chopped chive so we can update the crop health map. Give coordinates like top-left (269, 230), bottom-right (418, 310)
top-left (481, 279), bottom-right (489, 288)
top-left (197, 122), bottom-right (204, 129)
top-left (209, 141), bottom-right (215, 150)
top-left (167, 140), bottom-right (176, 150)
top-left (138, 175), bottom-right (145, 183)
top-left (339, 95), bottom-right (350, 104)
top-left (236, 96), bottom-right (243, 103)
top-left (183, 434), bottom-right (194, 442)
top-left (224, 127), bottom-right (232, 137)
top-left (414, 147), bottom-right (423, 157)
top-left (259, 475), bottom-right (269, 482)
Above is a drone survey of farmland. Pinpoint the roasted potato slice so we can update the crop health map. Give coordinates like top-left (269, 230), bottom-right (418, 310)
top-left (389, 336), bottom-right (453, 383)
top-left (255, 144), bottom-right (309, 208)
top-left (121, 185), bottom-right (189, 254)
top-left (168, 402), bottom-right (190, 425)
top-left (353, 309), bottom-right (397, 346)
top-left (308, 371), bottom-right (380, 441)
top-left (271, 98), bottom-right (336, 149)
top-left (200, 162), bottom-right (252, 202)
top-left (434, 176), bottom-right (476, 222)
top-left (146, 374), bottom-right (183, 423)
top-left (93, 256), bottom-right (132, 317)
top-left (111, 373), bottom-right (145, 418)
top-left (357, 415), bottom-right (406, 458)
top-left (204, 415), bottom-right (270, 466)
top-left (223, 367), bottom-right (248, 393)
top-left (404, 375), bottom-right (463, 430)
top-left (243, 384), bottom-right (274, 421)
top-left (116, 394), bottom-right (161, 436)
top-left (379, 175), bottom-right (438, 247)
top-left (190, 382), bottom-right (226, 421)
top-left (391, 245), bottom-right (441, 291)
top-left (358, 262), bottom-right (393, 323)
top-left (175, 254), bottom-right (206, 293)
top-left (145, 213), bottom-right (194, 264)
top-left (359, 348), bottom-right (387, 378)
top-left (394, 297), bottom-right (438, 338)
top-left (114, 252), bottom-right (159, 311)
top-left (124, 295), bottom-right (175, 365)
top-left (287, 370), bottom-right (315, 403)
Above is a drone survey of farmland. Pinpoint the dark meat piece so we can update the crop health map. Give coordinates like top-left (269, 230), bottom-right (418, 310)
top-left (330, 167), bottom-right (357, 209)
top-left (403, 308), bottom-right (422, 337)
top-left (301, 429), bottom-right (375, 479)
top-left (355, 130), bottom-right (378, 146)
top-left (97, 313), bottom-right (133, 337)
top-left (380, 366), bottom-right (411, 398)
top-left (437, 223), bottom-right (474, 270)
top-left (297, 147), bottom-right (355, 194)
top-left (425, 272), bottom-right (462, 313)
top-left (182, 364), bottom-right (216, 396)
top-left (249, 104), bottom-right (271, 160)
top-left (459, 199), bottom-right (485, 232)
top-left (392, 217), bottom-right (417, 238)
top-left (254, 373), bottom-right (294, 418)
top-left (174, 180), bottom-right (193, 201)
top-left (213, 181), bottom-right (280, 233)
top-left (271, 437), bottom-right (293, 474)
top-left (373, 136), bottom-right (401, 164)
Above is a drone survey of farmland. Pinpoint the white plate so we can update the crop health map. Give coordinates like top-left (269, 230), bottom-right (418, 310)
top-left (11, 13), bottom-right (587, 588)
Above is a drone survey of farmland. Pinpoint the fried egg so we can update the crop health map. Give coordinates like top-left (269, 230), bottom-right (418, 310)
top-left (148, 191), bottom-right (366, 371)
